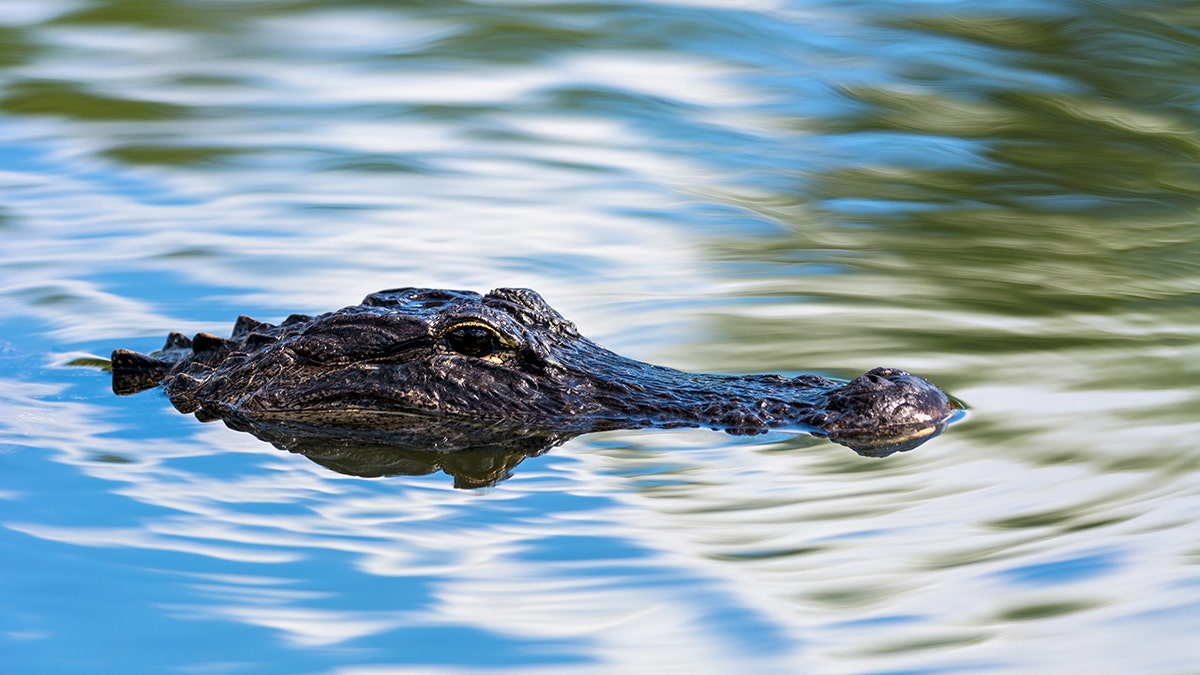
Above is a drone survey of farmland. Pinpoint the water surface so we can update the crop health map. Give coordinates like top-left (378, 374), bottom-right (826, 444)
top-left (1, 1), bottom-right (1198, 673)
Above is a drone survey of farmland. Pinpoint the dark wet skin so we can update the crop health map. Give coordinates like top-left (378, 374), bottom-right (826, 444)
top-left (111, 288), bottom-right (960, 485)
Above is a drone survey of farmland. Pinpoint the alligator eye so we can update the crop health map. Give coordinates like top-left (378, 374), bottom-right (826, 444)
top-left (444, 325), bottom-right (499, 357)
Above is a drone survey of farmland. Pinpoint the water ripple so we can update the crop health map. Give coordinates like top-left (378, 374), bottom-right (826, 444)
top-left (2, 0), bottom-right (1199, 672)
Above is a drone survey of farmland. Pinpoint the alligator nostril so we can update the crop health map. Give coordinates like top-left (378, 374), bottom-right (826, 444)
top-left (847, 371), bottom-right (890, 391)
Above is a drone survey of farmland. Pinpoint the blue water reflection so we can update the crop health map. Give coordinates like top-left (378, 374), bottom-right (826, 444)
top-left (3, 0), bottom-right (1200, 672)
top-left (999, 550), bottom-right (1121, 587)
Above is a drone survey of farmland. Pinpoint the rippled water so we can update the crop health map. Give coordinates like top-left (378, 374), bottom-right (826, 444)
top-left (2, 1), bottom-right (1198, 673)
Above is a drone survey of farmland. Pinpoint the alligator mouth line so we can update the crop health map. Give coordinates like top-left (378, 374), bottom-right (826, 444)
top-left (252, 394), bottom-right (434, 416)
top-left (824, 423), bottom-right (942, 454)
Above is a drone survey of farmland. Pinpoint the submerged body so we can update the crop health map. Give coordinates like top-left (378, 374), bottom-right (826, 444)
top-left (112, 287), bottom-right (959, 456)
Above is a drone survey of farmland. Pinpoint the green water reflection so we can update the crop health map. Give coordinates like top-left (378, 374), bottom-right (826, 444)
top-left (700, 2), bottom-right (1199, 403)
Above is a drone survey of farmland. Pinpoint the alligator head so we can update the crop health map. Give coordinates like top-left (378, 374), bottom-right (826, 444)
top-left (111, 287), bottom-right (960, 472)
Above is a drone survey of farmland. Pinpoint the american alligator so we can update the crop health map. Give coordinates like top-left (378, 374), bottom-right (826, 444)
top-left (111, 287), bottom-right (959, 480)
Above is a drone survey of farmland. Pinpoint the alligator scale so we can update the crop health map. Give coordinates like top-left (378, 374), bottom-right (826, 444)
top-left (111, 288), bottom-right (959, 484)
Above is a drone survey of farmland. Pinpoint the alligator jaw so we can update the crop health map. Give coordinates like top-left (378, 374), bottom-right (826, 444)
top-left (539, 358), bottom-right (957, 455)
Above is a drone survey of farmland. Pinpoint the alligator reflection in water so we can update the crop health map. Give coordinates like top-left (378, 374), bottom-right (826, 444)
top-left (109, 288), bottom-right (960, 487)
top-left (216, 411), bottom-right (572, 488)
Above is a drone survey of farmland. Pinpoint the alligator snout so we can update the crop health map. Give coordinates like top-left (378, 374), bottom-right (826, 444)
top-left (819, 368), bottom-right (959, 456)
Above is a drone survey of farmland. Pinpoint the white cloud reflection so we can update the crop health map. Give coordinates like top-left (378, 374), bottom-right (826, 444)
top-left (0, 381), bottom-right (785, 667)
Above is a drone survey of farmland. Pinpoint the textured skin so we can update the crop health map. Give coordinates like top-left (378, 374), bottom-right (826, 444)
top-left (111, 287), bottom-right (959, 456)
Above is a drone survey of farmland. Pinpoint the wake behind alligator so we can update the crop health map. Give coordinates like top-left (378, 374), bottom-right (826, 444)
top-left (111, 288), bottom-right (960, 486)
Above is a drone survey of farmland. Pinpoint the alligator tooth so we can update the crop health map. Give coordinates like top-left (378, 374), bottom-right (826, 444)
top-left (232, 315), bottom-right (274, 338)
